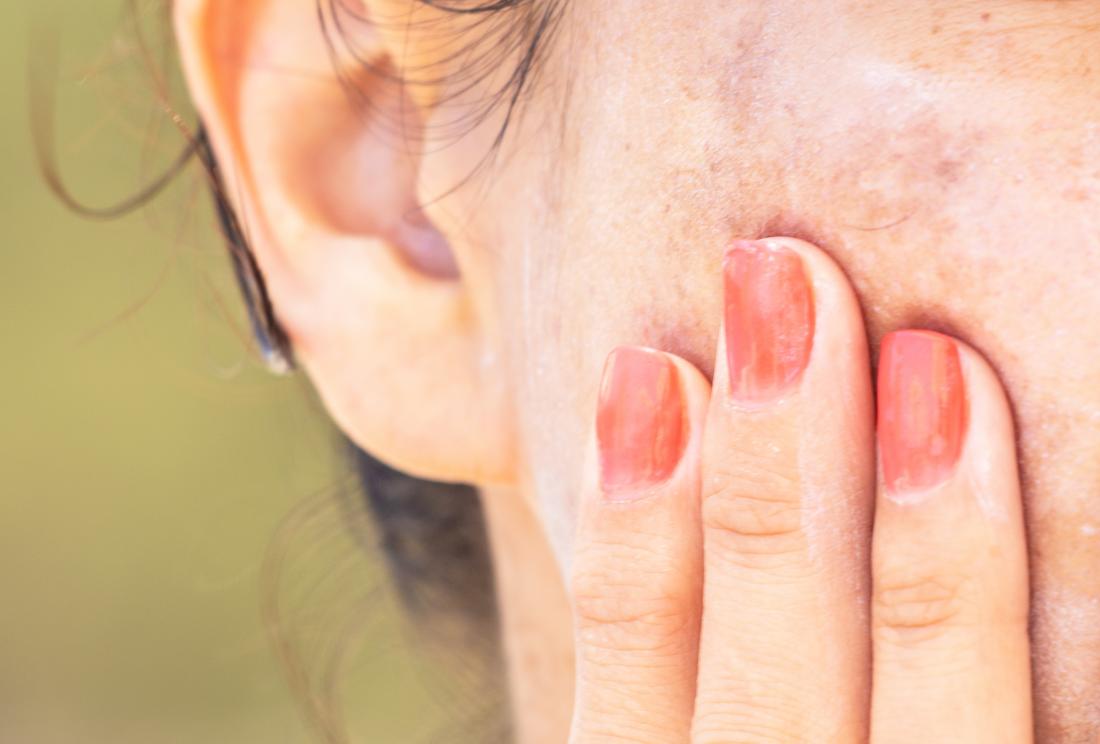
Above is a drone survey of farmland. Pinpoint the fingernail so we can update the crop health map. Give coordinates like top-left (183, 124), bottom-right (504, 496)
top-left (724, 240), bottom-right (815, 403)
top-left (597, 347), bottom-right (686, 496)
top-left (877, 331), bottom-right (968, 494)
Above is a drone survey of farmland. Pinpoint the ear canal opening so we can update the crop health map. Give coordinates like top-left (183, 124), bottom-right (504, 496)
top-left (394, 209), bottom-right (462, 279)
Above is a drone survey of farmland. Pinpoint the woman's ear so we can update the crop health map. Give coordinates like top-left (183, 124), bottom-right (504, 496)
top-left (173, 0), bottom-right (515, 485)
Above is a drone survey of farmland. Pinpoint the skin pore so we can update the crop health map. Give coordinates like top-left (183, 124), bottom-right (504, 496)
top-left (175, 0), bottom-right (1100, 740)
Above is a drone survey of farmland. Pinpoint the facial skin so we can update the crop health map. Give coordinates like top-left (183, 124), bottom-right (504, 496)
top-left (498, 4), bottom-right (1100, 736)
top-left (176, 0), bottom-right (1100, 740)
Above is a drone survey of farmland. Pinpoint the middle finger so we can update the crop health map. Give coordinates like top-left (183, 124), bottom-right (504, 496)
top-left (692, 238), bottom-right (875, 742)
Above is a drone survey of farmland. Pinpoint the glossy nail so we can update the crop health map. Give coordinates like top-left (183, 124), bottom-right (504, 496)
top-left (724, 240), bottom-right (815, 403)
top-left (597, 347), bottom-right (686, 495)
top-left (877, 331), bottom-right (968, 494)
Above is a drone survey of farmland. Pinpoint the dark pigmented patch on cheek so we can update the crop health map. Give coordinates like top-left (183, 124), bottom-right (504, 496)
top-left (761, 113), bottom-right (1002, 345)
top-left (721, 86), bottom-right (991, 261)
top-left (933, 156), bottom-right (966, 184)
top-left (822, 114), bottom-right (986, 233)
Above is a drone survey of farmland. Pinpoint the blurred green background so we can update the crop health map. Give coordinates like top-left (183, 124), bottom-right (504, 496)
top-left (1, 2), bottom-right (442, 741)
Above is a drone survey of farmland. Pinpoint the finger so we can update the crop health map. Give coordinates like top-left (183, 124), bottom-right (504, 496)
top-left (692, 238), bottom-right (875, 742)
top-left (870, 331), bottom-right (1031, 743)
top-left (569, 346), bottom-right (711, 744)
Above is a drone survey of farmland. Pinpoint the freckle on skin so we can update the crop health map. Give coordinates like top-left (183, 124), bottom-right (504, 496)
top-left (981, 12), bottom-right (991, 23)
top-left (935, 159), bottom-right (963, 184)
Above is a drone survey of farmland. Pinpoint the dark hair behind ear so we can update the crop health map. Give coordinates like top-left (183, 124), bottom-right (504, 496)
top-left (352, 445), bottom-right (512, 742)
top-left (354, 447), bottom-right (499, 626)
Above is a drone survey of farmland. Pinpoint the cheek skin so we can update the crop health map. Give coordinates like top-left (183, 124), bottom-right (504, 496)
top-left (487, 0), bottom-right (1100, 608)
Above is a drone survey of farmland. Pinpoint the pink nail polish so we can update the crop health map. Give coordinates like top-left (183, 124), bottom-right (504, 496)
top-left (724, 241), bottom-right (815, 403)
top-left (877, 331), bottom-right (968, 494)
top-left (597, 347), bottom-right (686, 495)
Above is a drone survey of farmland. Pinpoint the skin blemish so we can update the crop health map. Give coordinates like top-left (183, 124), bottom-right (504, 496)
top-left (935, 158), bottom-right (965, 184)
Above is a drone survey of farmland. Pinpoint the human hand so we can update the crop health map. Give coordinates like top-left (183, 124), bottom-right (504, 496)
top-left (568, 238), bottom-right (1030, 742)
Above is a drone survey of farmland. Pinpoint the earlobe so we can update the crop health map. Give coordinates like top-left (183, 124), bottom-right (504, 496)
top-left (174, 0), bottom-right (516, 485)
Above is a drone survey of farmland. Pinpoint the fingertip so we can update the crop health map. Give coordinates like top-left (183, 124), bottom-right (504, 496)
top-left (876, 330), bottom-right (1020, 514)
top-left (877, 330), bottom-right (968, 497)
top-left (591, 346), bottom-right (710, 502)
top-left (715, 236), bottom-right (870, 410)
top-left (753, 237), bottom-right (867, 347)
